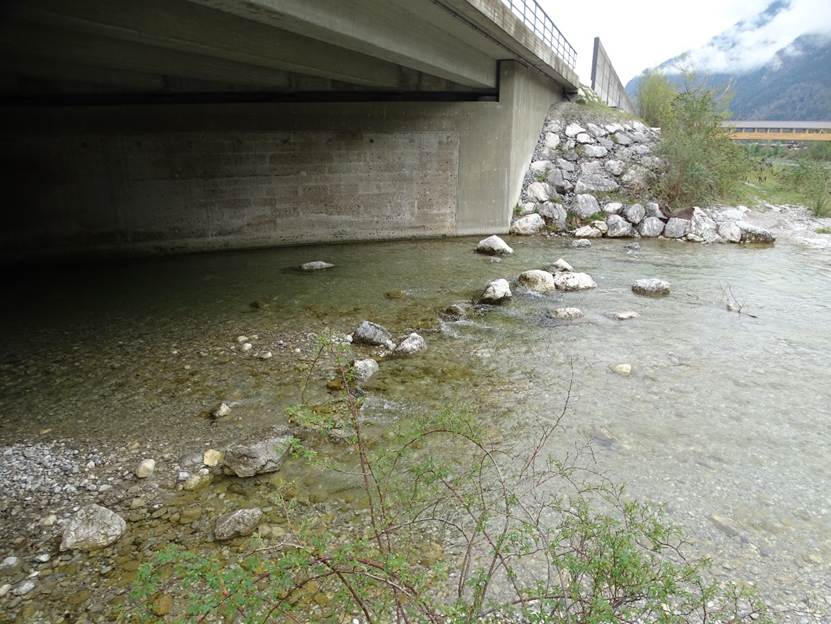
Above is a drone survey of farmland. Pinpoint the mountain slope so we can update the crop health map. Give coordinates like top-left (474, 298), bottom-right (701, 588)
top-left (625, 12), bottom-right (831, 121)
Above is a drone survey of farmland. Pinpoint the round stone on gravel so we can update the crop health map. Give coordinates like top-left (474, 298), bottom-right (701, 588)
top-left (632, 279), bottom-right (671, 296)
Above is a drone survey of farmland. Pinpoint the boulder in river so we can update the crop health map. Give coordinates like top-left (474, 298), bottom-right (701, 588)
top-left (547, 258), bottom-right (573, 273)
top-left (606, 214), bottom-right (635, 238)
top-left (610, 363), bottom-right (632, 377)
top-left (60, 504), bottom-right (126, 551)
top-left (689, 207), bottom-right (720, 243)
top-left (573, 225), bottom-right (603, 238)
top-left (553, 272), bottom-right (597, 291)
top-left (718, 221), bottom-right (742, 243)
top-left (517, 270), bottom-right (557, 293)
top-left (223, 434), bottom-right (294, 478)
top-left (616, 311), bottom-right (640, 320)
top-left (632, 278), bottom-right (671, 296)
top-left (353, 321), bottom-right (395, 349)
top-left (510, 213), bottom-right (546, 235)
top-left (479, 278), bottom-right (512, 304)
top-left (476, 235), bottom-right (513, 255)
top-left (737, 222), bottom-right (775, 244)
top-left (352, 358), bottom-right (379, 383)
top-left (394, 333), bottom-right (427, 355)
top-left (547, 307), bottom-right (583, 320)
top-left (300, 261), bottom-right (334, 271)
top-left (571, 239), bottom-right (592, 248)
top-left (214, 507), bottom-right (262, 541)
top-left (638, 217), bottom-right (665, 238)
top-left (664, 217), bottom-right (691, 239)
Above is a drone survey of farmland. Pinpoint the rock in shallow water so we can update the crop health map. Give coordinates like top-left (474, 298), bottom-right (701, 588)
top-left (353, 321), bottom-right (395, 349)
top-left (61, 504), bottom-right (126, 551)
top-left (352, 358), bottom-right (379, 383)
top-left (547, 307), bottom-right (583, 320)
top-left (664, 217), bottom-right (690, 239)
top-left (616, 311), bottom-right (640, 320)
top-left (632, 278), bottom-right (671, 296)
top-left (476, 235), bottom-right (513, 255)
top-left (223, 435), bottom-right (294, 478)
top-left (135, 458), bottom-right (155, 479)
top-left (638, 217), bottom-right (664, 238)
top-left (300, 261), bottom-right (334, 271)
top-left (553, 272), bottom-right (597, 291)
top-left (737, 222), bottom-right (775, 244)
top-left (510, 213), bottom-right (546, 235)
top-left (394, 333), bottom-right (426, 355)
top-left (718, 221), bottom-right (742, 243)
top-left (214, 507), bottom-right (262, 541)
top-left (547, 258), bottom-right (573, 273)
top-left (571, 239), bottom-right (592, 248)
top-left (517, 270), bottom-right (557, 293)
top-left (479, 278), bottom-right (512, 304)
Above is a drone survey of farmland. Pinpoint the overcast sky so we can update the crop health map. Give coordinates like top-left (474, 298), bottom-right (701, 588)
top-left (538, 0), bottom-right (831, 85)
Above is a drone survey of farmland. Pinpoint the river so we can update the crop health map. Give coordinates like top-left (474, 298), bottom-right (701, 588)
top-left (1, 234), bottom-right (830, 620)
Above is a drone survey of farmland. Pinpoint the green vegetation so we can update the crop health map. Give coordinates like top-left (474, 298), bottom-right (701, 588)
top-left (635, 71), bottom-right (676, 128)
top-left (657, 87), bottom-right (750, 209)
top-left (128, 339), bottom-right (771, 623)
top-left (784, 160), bottom-right (830, 216)
top-left (816, 227), bottom-right (831, 234)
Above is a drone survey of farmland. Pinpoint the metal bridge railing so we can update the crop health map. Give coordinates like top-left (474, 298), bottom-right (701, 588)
top-left (500, 0), bottom-right (576, 69)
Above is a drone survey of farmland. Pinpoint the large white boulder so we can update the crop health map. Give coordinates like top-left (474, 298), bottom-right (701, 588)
top-left (623, 204), bottom-right (645, 225)
top-left (61, 505), bottom-right (126, 551)
top-left (553, 272), bottom-right (597, 291)
top-left (689, 207), bottom-right (720, 242)
top-left (565, 122), bottom-right (585, 137)
top-left (547, 258), bottom-right (574, 272)
top-left (525, 181), bottom-right (552, 202)
top-left (538, 202), bottom-right (567, 229)
top-left (718, 221), bottom-right (742, 243)
top-left (573, 225), bottom-right (603, 238)
top-left (638, 217), bottom-right (665, 237)
top-left (476, 235), bottom-right (513, 255)
top-left (606, 215), bottom-right (635, 238)
top-left (571, 194), bottom-right (601, 219)
top-left (510, 213), bottom-right (546, 235)
top-left (517, 270), bottom-right (557, 293)
top-left (479, 278), bottom-right (512, 304)
top-left (664, 217), bottom-right (691, 239)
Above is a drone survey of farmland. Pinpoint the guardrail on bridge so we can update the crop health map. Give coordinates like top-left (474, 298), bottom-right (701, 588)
top-left (500, 0), bottom-right (577, 69)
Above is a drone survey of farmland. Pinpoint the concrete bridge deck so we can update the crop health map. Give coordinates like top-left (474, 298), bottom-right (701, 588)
top-left (0, 0), bottom-right (579, 259)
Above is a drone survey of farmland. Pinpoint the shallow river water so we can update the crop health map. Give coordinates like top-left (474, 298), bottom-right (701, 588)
top-left (1, 234), bottom-right (830, 620)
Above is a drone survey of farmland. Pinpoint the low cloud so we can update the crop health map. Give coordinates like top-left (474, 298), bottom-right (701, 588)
top-left (663, 0), bottom-right (831, 74)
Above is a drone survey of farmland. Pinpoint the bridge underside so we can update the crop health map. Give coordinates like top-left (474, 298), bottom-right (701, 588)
top-left (0, 0), bottom-right (577, 260)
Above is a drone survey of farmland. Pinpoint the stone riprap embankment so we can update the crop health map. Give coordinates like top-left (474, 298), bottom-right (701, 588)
top-left (514, 105), bottom-right (776, 245)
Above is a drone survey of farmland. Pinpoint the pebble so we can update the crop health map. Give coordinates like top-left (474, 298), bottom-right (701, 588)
top-left (135, 458), bottom-right (155, 479)
top-left (240, 342), bottom-right (253, 352)
top-left (0, 583), bottom-right (10, 598)
top-left (616, 311), bottom-right (640, 320)
top-left (1, 556), bottom-right (19, 569)
top-left (33, 553), bottom-right (50, 563)
top-left (13, 580), bottom-right (35, 596)
top-left (257, 351), bottom-right (273, 360)
top-left (202, 449), bottom-right (223, 467)
top-left (41, 514), bottom-right (57, 526)
top-left (212, 402), bottom-right (231, 418)
top-left (236, 335), bottom-right (249, 343)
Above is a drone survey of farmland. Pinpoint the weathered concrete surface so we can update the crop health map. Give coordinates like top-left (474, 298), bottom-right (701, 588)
top-left (0, 62), bottom-right (562, 258)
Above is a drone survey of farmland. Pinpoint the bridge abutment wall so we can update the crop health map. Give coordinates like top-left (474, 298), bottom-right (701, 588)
top-left (1, 62), bottom-right (562, 259)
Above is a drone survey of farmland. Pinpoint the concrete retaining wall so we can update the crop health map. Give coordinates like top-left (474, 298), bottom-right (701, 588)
top-left (0, 62), bottom-right (562, 259)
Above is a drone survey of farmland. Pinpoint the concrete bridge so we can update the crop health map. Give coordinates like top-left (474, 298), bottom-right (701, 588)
top-left (0, 0), bottom-right (579, 259)
top-left (723, 121), bottom-right (831, 143)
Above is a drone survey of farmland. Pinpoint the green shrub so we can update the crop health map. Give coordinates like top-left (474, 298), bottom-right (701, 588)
top-left (635, 70), bottom-right (677, 128)
top-left (657, 87), bottom-right (750, 208)
top-left (801, 142), bottom-right (831, 162)
top-left (786, 160), bottom-right (831, 216)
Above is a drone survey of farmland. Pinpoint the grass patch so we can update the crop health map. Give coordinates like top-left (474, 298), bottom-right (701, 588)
top-left (817, 227), bottom-right (831, 234)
